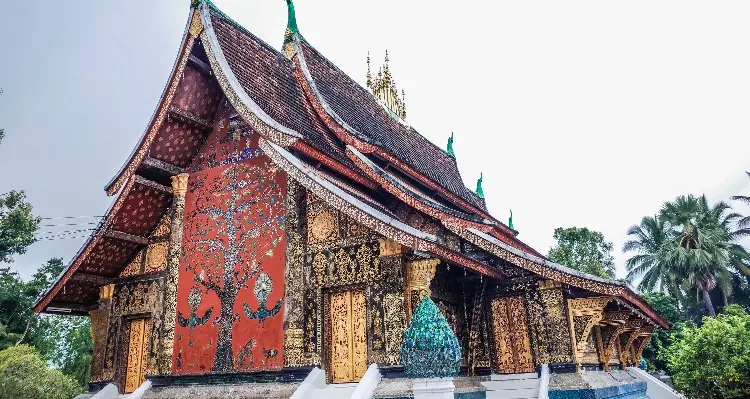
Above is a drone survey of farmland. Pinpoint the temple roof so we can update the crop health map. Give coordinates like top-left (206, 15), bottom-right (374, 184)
top-left (295, 38), bottom-right (488, 212)
top-left (34, 1), bottom-right (669, 329)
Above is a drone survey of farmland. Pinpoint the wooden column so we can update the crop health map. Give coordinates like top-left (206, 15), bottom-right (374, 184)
top-left (158, 173), bottom-right (189, 374)
top-left (404, 258), bottom-right (439, 320)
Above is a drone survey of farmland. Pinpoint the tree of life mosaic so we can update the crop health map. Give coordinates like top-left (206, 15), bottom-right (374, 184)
top-left (173, 129), bottom-right (287, 374)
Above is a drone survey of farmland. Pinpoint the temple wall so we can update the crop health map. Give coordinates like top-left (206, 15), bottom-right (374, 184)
top-left (171, 101), bottom-right (287, 374)
top-left (283, 189), bottom-right (407, 369)
top-left (525, 280), bottom-right (575, 366)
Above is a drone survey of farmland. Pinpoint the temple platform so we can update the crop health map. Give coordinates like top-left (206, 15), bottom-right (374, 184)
top-left (548, 369), bottom-right (648, 399)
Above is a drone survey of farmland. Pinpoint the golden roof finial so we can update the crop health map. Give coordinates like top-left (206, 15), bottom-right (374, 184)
top-left (366, 51), bottom-right (372, 89)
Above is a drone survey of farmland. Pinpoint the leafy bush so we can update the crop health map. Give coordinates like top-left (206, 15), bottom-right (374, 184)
top-left (661, 305), bottom-right (750, 398)
top-left (0, 345), bottom-right (80, 399)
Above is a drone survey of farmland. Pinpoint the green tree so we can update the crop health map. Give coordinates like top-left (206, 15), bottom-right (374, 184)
top-left (0, 190), bottom-right (40, 264)
top-left (624, 216), bottom-right (682, 300)
top-left (640, 292), bottom-right (680, 371)
top-left (0, 345), bottom-right (80, 399)
top-left (661, 306), bottom-right (750, 399)
top-left (660, 195), bottom-right (747, 316)
top-left (548, 227), bottom-right (616, 279)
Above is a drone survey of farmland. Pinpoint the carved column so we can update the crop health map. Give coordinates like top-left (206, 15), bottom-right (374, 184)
top-left (404, 258), bottom-right (440, 320)
top-left (158, 173), bottom-right (189, 374)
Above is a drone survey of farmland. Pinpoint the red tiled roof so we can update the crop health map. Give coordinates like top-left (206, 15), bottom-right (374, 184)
top-left (209, 9), bottom-right (352, 170)
top-left (296, 39), bottom-right (487, 211)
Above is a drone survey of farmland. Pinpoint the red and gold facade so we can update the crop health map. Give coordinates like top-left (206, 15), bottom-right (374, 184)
top-left (34, 1), bottom-right (668, 393)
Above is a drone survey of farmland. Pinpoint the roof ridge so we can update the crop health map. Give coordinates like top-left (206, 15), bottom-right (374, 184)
top-left (298, 38), bottom-right (480, 197)
top-left (205, 3), bottom-right (289, 64)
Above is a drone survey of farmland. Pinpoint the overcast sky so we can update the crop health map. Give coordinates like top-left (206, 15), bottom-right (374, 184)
top-left (2, 0), bottom-right (750, 281)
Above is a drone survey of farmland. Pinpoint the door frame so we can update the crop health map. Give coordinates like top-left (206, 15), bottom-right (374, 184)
top-left (323, 284), bottom-right (369, 384)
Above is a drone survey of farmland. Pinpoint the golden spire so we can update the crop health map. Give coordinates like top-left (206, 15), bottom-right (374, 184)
top-left (366, 52), bottom-right (372, 88)
top-left (367, 50), bottom-right (407, 120)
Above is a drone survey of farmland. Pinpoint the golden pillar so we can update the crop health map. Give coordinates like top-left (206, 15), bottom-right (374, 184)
top-left (404, 258), bottom-right (439, 320)
top-left (158, 173), bottom-right (189, 374)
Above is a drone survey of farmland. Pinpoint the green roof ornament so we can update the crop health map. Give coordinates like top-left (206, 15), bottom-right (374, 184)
top-left (475, 173), bottom-right (484, 198)
top-left (400, 296), bottom-right (461, 378)
top-left (285, 0), bottom-right (299, 34)
top-left (508, 209), bottom-right (514, 230)
top-left (190, 0), bottom-right (211, 8)
top-left (446, 132), bottom-right (455, 159)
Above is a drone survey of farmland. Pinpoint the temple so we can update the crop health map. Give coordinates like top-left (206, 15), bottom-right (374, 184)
top-left (34, 1), bottom-right (669, 397)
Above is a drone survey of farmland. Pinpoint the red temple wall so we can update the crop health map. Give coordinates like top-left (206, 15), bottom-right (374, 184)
top-left (172, 101), bottom-right (287, 374)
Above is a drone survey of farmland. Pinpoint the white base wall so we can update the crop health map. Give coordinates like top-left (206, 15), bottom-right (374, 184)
top-left (412, 377), bottom-right (455, 399)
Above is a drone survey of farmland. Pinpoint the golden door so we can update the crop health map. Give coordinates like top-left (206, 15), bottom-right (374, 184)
top-left (330, 290), bottom-right (367, 383)
top-left (490, 296), bottom-right (534, 374)
top-left (124, 318), bottom-right (151, 393)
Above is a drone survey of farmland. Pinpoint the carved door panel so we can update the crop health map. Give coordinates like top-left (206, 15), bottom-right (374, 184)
top-left (124, 318), bottom-right (151, 393)
top-left (330, 290), bottom-right (367, 383)
top-left (490, 296), bottom-right (534, 374)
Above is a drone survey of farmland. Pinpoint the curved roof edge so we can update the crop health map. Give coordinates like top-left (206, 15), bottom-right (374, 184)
top-left (34, 176), bottom-right (138, 313)
top-left (260, 138), bottom-right (506, 281)
top-left (198, 3), bottom-right (302, 146)
top-left (346, 145), bottom-right (489, 226)
top-left (458, 226), bottom-right (670, 329)
top-left (104, 15), bottom-right (195, 196)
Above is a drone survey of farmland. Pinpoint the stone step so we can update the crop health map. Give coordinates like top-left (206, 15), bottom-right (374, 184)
top-left (483, 378), bottom-right (539, 390)
top-left (484, 387), bottom-right (539, 399)
top-left (490, 373), bottom-right (538, 381)
top-left (309, 383), bottom-right (358, 399)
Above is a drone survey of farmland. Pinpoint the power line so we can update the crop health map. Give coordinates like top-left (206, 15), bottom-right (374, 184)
top-left (40, 222), bottom-right (100, 227)
top-left (40, 215), bottom-right (104, 220)
top-left (36, 235), bottom-right (91, 241)
top-left (36, 229), bottom-right (96, 239)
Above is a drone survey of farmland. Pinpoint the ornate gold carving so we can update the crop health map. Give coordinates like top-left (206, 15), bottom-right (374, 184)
top-left (404, 258), bottom-right (439, 319)
top-left (170, 173), bottom-right (190, 197)
top-left (383, 293), bottom-right (406, 365)
top-left (100, 284), bottom-right (115, 300)
top-left (538, 285), bottom-right (574, 363)
top-left (567, 297), bottom-right (611, 366)
top-left (379, 237), bottom-right (404, 257)
top-left (188, 9), bottom-right (204, 38)
top-left (144, 241), bottom-right (169, 274)
top-left (330, 290), bottom-right (367, 383)
top-left (490, 296), bottom-right (534, 374)
top-left (366, 51), bottom-right (407, 120)
top-left (124, 318), bottom-right (150, 393)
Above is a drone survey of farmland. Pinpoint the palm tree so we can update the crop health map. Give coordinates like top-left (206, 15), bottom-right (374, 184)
top-left (624, 216), bottom-right (683, 302)
top-left (658, 195), bottom-right (746, 316)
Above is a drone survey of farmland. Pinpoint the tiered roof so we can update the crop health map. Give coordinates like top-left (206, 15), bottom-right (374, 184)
top-left (34, 0), bottom-right (669, 329)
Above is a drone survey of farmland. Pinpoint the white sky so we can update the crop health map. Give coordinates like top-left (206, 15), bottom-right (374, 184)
top-left (2, 0), bottom-right (750, 280)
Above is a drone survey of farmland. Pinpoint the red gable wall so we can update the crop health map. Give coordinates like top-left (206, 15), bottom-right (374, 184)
top-left (172, 102), bottom-right (287, 374)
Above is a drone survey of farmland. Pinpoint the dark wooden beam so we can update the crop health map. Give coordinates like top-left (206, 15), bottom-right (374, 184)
top-left (135, 175), bottom-right (173, 194)
top-left (143, 156), bottom-right (185, 175)
top-left (169, 105), bottom-right (212, 131)
top-left (70, 272), bottom-right (114, 286)
top-left (188, 54), bottom-right (212, 76)
top-left (105, 229), bottom-right (149, 245)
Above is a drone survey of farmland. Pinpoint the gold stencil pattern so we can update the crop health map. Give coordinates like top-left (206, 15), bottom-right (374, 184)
top-left (330, 290), bottom-right (367, 383)
top-left (124, 318), bottom-right (150, 393)
top-left (490, 296), bottom-right (534, 374)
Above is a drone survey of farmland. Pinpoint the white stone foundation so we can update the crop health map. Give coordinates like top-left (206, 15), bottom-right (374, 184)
top-left (412, 377), bottom-right (455, 399)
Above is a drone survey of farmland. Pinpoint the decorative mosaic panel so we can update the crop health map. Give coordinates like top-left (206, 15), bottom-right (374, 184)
top-left (305, 242), bottom-right (380, 287)
top-left (173, 129), bottom-right (287, 375)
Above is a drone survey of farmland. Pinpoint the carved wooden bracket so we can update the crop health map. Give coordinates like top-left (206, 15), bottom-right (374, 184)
top-left (567, 296), bottom-right (612, 365)
top-left (599, 311), bottom-right (631, 369)
top-left (619, 319), bottom-right (644, 366)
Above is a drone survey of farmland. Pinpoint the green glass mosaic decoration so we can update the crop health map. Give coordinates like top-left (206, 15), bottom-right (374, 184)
top-left (400, 296), bottom-right (461, 378)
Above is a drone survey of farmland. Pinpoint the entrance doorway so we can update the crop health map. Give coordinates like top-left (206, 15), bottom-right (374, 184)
top-left (329, 289), bottom-right (367, 383)
top-left (124, 318), bottom-right (151, 393)
top-left (490, 296), bottom-right (534, 374)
